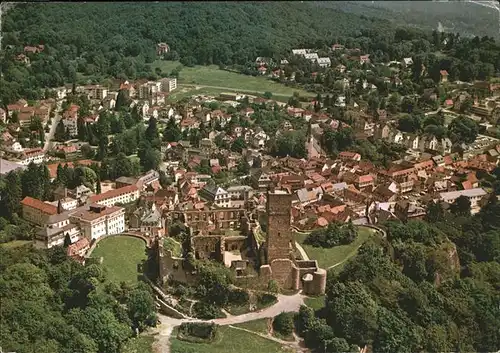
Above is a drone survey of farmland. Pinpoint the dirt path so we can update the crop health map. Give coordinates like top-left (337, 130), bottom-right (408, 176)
top-left (179, 83), bottom-right (301, 98)
top-left (153, 292), bottom-right (305, 352)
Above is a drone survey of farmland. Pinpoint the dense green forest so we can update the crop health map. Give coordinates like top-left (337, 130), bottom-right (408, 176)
top-left (299, 196), bottom-right (500, 352)
top-left (0, 245), bottom-right (157, 353)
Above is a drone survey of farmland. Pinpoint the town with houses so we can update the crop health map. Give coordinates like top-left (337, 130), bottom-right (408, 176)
top-left (1, 40), bottom-right (500, 296)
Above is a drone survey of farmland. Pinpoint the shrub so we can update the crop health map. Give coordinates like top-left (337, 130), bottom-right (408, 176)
top-left (304, 221), bottom-right (356, 248)
top-left (178, 322), bottom-right (218, 343)
top-left (273, 312), bottom-right (294, 336)
top-left (267, 280), bottom-right (280, 293)
top-left (228, 289), bottom-right (249, 305)
top-left (192, 301), bottom-right (224, 320)
top-left (257, 293), bottom-right (277, 307)
top-left (295, 305), bottom-right (315, 336)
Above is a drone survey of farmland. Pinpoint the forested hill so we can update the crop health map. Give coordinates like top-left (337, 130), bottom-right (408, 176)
top-left (0, 2), bottom-right (393, 102)
top-left (313, 1), bottom-right (499, 39)
top-left (2, 1), bottom-right (388, 65)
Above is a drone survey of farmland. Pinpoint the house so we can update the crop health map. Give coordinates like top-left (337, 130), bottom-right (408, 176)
top-left (19, 148), bottom-right (45, 165)
top-left (331, 44), bottom-right (345, 51)
top-left (130, 202), bottom-right (163, 234)
top-left (24, 44), bottom-right (44, 54)
top-left (62, 104), bottom-right (80, 136)
top-left (440, 70), bottom-right (449, 83)
top-left (255, 57), bottom-right (271, 66)
top-left (67, 237), bottom-right (90, 260)
top-left (359, 55), bottom-right (370, 64)
top-left (257, 66), bottom-right (267, 75)
top-left (304, 53), bottom-right (319, 61)
top-left (88, 185), bottom-right (140, 207)
top-left (157, 42), bottom-right (170, 55)
top-left (401, 57), bottom-right (413, 67)
top-left (198, 184), bottom-right (231, 207)
top-left (316, 57), bottom-right (331, 68)
top-left (292, 49), bottom-right (307, 56)
top-left (339, 151), bottom-right (361, 162)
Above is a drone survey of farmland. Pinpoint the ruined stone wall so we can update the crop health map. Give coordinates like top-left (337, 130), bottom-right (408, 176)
top-left (266, 192), bottom-right (294, 263)
top-left (158, 241), bottom-right (197, 285)
top-left (192, 235), bottom-right (223, 262)
top-left (269, 259), bottom-right (300, 290)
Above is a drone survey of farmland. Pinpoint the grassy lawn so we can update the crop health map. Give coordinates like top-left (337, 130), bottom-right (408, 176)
top-left (304, 296), bottom-right (325, 311)
top-left (170, 326), bottom-right (289, 353)
top-left (91, 236), bottom-right (147, 284)
top-left (0, 240), bottom-right (32, 249)
top-left (153, 60), bottom-right (314, 99)
top-left (163, 237), bottom-right (182, 257)
top-left (295, 227), bottom-right (377, 269)
top-left (233, 318), bottom-right (270, 335)
top-left (122, 335), bottom-right (154, 353)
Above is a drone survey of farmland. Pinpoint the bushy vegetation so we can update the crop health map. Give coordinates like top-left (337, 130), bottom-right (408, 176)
top-left (178, 322), bottom-right (218, 343)
top-left (304, 221), bottom-right (357, 248)
top-left (296, 196), bottom-right (500, 352)
top-left (0, 246), bottom-right (157, 353)
top-left (272, 312), bottom-right (294, 337)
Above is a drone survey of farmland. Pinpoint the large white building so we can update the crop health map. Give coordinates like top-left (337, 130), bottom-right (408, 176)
top-left (88, 185), bottom-right (140, 207)
top-left (70, 204), bottom-right (125, 240)
top-left (439, 188), bottom-right (488, 209)
top-left (160, 77), bottom-right (177, 92)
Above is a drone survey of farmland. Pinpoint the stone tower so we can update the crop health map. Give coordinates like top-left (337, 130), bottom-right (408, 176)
top-left (266, 190), bottom-right (294, 263)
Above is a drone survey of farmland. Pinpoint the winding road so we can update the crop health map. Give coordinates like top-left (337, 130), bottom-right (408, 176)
top-left (152, 292), bottom-right (306, 353)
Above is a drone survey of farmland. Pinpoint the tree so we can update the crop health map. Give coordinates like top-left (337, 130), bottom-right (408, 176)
top-left (126, 285), bottom-right (157, 331)
top-left (448, 116), bottom-right (478, 144)
top-left (1, 171), bottom-right (22, 218)
top-left (273, 312), bottom-right (294, 336)
top-left (230, 136), bottom-right (247, 153)
top-left (140, 147), bottom-right (161, 172)
top-left (450, 195), bottom-right (471, 216)
top-left (54, 120), bottom-right (69, 142)
top-left (115, 90), bottom-right (129, 111)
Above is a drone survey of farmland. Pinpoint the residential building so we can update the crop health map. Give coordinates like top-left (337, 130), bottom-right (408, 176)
top-left (88, 185), bottom-right (140, 206)
top-left (21, 196), bottom-right (58, 226)
top-left (83, 85), bottom-right (108, 100)
top-left (439, 188), bottom-right (487, 209)
top-left (157, 42), bottom-right (170, 55)
top-left (19, 148), bottom-right (45, 165)
top-left (198, 184), bottom-right (231, 207)
top-left (316, 57), bottom-right (331, 68)
top-left (160, 77), bottom-right (177, 92)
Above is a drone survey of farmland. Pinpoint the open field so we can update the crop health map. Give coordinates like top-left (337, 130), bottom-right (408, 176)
top-left (304, 296), bottom-right (325, 311)
top-left (294, 227), bottom-right (377, 270)
top-left (170, 326), bottom-right (289, 353)
top-left (152, 60), bottom-right (314, 99)
top-left (0, 240), bottom-right (32, 249)
top-left (233, 318), bottom-right (269, 335)
top-left (122, 335), bottom-right (154, 353)
top-left (91, 236), bottom-right (147, 284)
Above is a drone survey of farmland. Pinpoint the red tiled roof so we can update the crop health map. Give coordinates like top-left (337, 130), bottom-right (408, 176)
top-left (440, 70), bottom-right (448, 76)
top-left (21, 196), bottom-right (57, 215)
top-left (89, 185), bottom-right (139, 204)
top-left (46, 160), bottom-right (95, 179)
top-left (67, 237), bottom-right (90, 257)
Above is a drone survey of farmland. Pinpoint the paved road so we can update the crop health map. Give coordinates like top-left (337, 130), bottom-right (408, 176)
top-left (152, 292), bottom-right (305, 353)
top-left (43, 101), bottom-right (63, 152)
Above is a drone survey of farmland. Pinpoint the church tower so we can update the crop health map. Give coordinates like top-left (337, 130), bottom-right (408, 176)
top-left (265, 190), bottom-right (294, 263)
